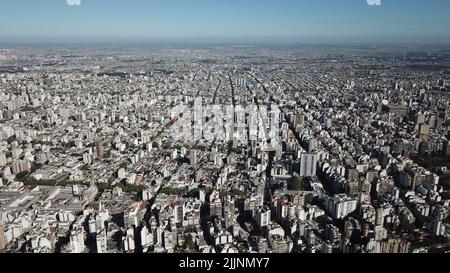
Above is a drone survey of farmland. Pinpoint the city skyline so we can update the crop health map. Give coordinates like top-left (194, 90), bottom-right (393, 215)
top-left (1, 0), bottom-right (450, 262)
top-left (1, 0), bottom-right (450, 44)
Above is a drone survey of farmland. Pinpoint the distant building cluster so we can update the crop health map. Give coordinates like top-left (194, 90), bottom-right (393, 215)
top-left (0, 46), bottom-right (450, 253)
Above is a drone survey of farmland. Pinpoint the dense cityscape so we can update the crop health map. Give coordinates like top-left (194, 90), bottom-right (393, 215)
top-left (0, 45), bottom-right (449, 254)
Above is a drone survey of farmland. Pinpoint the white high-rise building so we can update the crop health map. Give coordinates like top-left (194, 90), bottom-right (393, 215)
top-left (96, 230), bottom-right (107, 253)
top-left (88, 218), bottom-right (97, 235)
top-left (123, 228), bottom-right (135, 252)
top-left (299, 152), bottom-right (317, 177)
top-left (153, 227), bottom-right (164, 247)
top-left (0, 152), bottom-right (7, 167)
top-left (190, 150), bottom-right (198, 165)
top-left (140, 226), bottom-right (154, 249)
top-left (325, 194), bottom-right (358, 219)
top-left (173, 204), bottom-right (184, 223)
top-left (256, 206), bottom-right (271, 228)
top-left (69, 228), bottom-right (85, 253)
top-left (142, 189), bottom-right (152, 201)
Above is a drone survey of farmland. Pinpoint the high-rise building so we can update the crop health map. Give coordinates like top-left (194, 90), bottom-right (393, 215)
top-left (0, 224), bottom-right (6, 250)
top-left (419, 124), bottom-right (430, 141)
top-left (325, 194), bottom-right (358, 219)
top-left (2, 110), bottom-right (12, 121)
top-left (431, 220), bottom-right (445, 236)
top-left (383, 104), bottom-right (409, 117)
top-left (83, 153), bottom-right (92, 165)
top-left (379, 238), bottom-right (410, 253)
top-left (141, 226), bottom-right (153, 249)
top-left (11, 160), bottom-right (31, 174)
top-left (305, 228), bottom-right (316, 246)
top-left (35, 152), bottom-right (48, 164)
top-left (96, 139), bottom-right (104, 158)
top-left (298, 152), bottom-right (317, 177)
top-left (297, 114), bottom-right (305, 127)
top-left (416, 113), bottom-right (426, 125)
top-left (69, 228), bottom-right (85, 253)
top-left (276, 197), bottom-right (289, 221)
top-left (123, 228), bottom-right (136, 252)
top-left (0, 152), bottom-right (6, 167)
top-left (96, 230), bottom-right (107, 253)
top-left (345, 181), bottom-right (359, 196)
top-left (321, 241), bottom-right (333, 253)
top-left (375, 208), bottom-right (385, 226)
top-left (173, 204), bottom-right (184, 224)
top-left (256, 206), bottom-right (271, 228)
top-left (444, 141), bottom-right (450, 156)
top-left (346, 168), bottom-right (360, 182)
top-left (308, 138), bottom-right (316, 153)
top-left (189, 150), bottom-right (197, 165)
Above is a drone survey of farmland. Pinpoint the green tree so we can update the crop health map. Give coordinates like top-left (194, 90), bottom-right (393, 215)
top-left (288, 176), bottom-right (305, 191)
top-left (305, 193), bottom-right (314, 204)
top-left (119, 161), bottom-right (129, 169)
top-left (186, 236), bottom-right (196, 250)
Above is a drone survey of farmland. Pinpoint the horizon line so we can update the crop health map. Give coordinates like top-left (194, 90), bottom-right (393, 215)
top-left (1, 39), bottom-right (450, 48)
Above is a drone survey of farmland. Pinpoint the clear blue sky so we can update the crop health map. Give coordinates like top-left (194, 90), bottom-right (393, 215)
top-left (1, 0), bottom-right (450, 43)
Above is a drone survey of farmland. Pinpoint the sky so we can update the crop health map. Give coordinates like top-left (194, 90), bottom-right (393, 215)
top-left (0, 0), bottom-right (450, 44)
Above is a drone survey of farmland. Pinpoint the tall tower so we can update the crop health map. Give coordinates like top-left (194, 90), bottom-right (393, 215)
top-left (189, 150), bottom-right (197, 165)
top-left (0, 224), bottom-right (6, 250)
top-left (299, 152), bottom-right (317, 177)
top-left (0, 152), bottom-right (6, 167)
top-left (96, 139), bottom-right (104, 158)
